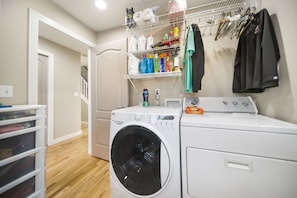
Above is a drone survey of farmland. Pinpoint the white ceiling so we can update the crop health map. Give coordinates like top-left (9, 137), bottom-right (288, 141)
top-left (50, 0), bottom-right (219, 32)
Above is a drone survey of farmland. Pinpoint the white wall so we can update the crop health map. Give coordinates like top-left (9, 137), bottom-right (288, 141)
top-left (97, 1), bottom-right (297, 124)
top-left (0, 0), bottom-right (94, 141)
top-left (0, 0), bottom-right (96, 105)
top-left (39, 38), bottom-right (81, 139)
top-left (0, 0), bottom-right (296, 124)
top-left (249, 0), bottom-right (297, 123)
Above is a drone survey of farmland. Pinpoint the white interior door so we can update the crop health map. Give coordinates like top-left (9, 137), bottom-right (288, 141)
top-left (91, 38), bottom-right (128, 160)
top-left (38, 50), bottom-right (54, 146)
top-left (38, 53), bottom-right (49, 144)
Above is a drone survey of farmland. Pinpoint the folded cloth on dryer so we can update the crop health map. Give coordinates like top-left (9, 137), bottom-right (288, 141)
top-left (185, 106), bottom-right (204, 114)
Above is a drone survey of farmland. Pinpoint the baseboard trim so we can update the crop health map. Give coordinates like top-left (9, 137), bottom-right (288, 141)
top-left (48, 130), bottom-right (82, 146)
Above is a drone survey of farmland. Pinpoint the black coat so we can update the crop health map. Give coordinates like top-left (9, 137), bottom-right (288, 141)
top-left (191, 24), bottom-right (205, 92)
top-left (233, 9), bottom-right (280, 93)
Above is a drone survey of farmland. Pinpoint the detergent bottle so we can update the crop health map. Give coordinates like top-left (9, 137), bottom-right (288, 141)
top-left (154, 53), bottom-right (159, 73)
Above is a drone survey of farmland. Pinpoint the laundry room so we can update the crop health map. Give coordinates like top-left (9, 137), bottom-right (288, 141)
top-left (0, 0), bottom-right (297, 197)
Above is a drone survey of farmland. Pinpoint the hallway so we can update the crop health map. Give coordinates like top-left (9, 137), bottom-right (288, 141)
top-left (46, 126), bottom-right (111, 198)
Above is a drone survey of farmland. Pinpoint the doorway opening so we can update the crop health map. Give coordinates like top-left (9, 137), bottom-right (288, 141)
top-left (28, 9), bottom-right (96, 152)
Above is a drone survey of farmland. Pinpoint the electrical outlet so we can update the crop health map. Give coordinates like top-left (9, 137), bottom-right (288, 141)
top-left (0, 86), bottom-right (13, 97)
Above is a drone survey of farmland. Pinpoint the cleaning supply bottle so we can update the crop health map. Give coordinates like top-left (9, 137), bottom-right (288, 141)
top-left (166, 52), bottom-right (170, 72)
top-left (143, 88), bottom-right (149, 107)
top-left (173, 26), bottom-right (179, 38)
top-left (147, 54), bottom-right (154, 73)
top-left (147, 34), bottom-right (154, 49)
top-left (140, 54), bottom-right (147, 73)
top-left (154, 53), bottom-right (159, 73)
top-left (159, 53), bottom-right (165, 72)
top-left (173, 26), bottom-right (179, 44)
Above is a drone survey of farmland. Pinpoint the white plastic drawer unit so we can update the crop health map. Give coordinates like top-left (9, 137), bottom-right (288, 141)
top-left (181, 126), bottom-right (297, 198)
top-left (0, 105), bottom-right (46, 198)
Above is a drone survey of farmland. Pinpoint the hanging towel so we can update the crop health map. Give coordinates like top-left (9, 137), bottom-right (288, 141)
top-left (183, 25), bottom-right (195, 92)
top-left (233, 9), bottom-right (280, 93)
top-left (191, 24), bottom-right (205, 92)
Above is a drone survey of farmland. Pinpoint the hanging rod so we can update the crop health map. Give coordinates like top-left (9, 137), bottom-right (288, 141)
top-left (126, 0), bottom-right (260, 32)
top-left (187, 0), bottom-right (258, 18)
top-left (186, 0), bottom-right (253, 15)
top-left (185, 0), bottom-right (260, 28)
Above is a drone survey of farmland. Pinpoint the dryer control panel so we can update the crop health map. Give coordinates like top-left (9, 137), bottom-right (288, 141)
top-left (183, 96), bottom-right (258, 114)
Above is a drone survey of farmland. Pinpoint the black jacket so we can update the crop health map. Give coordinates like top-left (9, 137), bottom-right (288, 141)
top-left (191, 24), bottom-right (205, 92)
top-left (233, 9), bottom-right (280, 93)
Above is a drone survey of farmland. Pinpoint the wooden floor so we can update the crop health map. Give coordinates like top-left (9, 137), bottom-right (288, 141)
top-left (45, 126), bottom-right (111, 198)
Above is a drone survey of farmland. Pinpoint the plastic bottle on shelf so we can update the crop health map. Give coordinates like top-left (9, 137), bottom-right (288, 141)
top-left (138, 34), bottom-right (146, 51)
top-left (168, 31), bottom-right (174, 46)
top-left (169, 31), bottom-right (173, 40)
top-left (173, 26), bottom-right (179, 38)
top-left (163, 33), bottom-right (169, 46)
top-left (173, 26), bottom-right (180, 44)
top-left (147, 34), bottom-right (154, 50)
top-left (140, 54), bottom-right (147, 73)
top-left (173, 55), bottom-right (180, 72)
top-left (159, 54), bottom-right (165, 72)
top-left (166, 52), bottom-right (170, 72)
top-left (154, 53), bottom-right (159, 73)
top-left (147, 54), bottom-right (154, 73)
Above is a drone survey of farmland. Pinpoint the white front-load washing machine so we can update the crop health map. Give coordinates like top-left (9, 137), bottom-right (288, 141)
top-left (109, 106), bottom-right (182, 198)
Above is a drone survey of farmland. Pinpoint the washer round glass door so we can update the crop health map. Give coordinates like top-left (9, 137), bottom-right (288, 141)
top-left (111, 125), bottom-right (170, 196)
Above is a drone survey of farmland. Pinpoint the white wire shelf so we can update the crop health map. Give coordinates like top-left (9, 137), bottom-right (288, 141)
top-left (125, 0), bottom-right (259, 32)
top-left (125, 71), bottom-right (182, 79)
top-left (128, 44), bottom-right (180, 55)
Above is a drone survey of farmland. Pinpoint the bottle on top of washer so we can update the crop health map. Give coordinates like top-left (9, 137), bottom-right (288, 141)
top-left (143, 88), bottom-right (149, 107)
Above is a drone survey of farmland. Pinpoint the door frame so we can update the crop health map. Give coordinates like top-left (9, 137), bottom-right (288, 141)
top-left (28, 9), bottom-right (96, 153)
top-left (38, 49), bottom-right (54, 145)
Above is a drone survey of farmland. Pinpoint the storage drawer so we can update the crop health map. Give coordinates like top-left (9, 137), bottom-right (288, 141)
top-left (0, 121), bottom-right (36, 134)
top-left (0, 155), bottom-right (35, 187)
top-left (0, 105), bottom-right (45, 197)
top-left (0, 110), bottom-right (35, 121)
top-left (186, 148), bottom-right (297, 198)
top-left (0, 132), bottom-right (35, 160)
top-left (0, 177), bottom-right (35, 198)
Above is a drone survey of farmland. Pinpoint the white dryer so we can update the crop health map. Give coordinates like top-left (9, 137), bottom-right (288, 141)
top-left (110, 106), bottom-right (182, 198)
top-left (180, 97), bottom-right (297, 198)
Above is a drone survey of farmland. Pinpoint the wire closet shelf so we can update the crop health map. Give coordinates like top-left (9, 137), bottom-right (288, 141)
top-left (126, 0), bottom-right (260, 32)
top-left (184, 0), bottom-right (260, 29)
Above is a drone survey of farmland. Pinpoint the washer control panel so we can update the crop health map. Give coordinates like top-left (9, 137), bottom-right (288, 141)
top-left (111, 106), bottom-right (182, 132)
top-left (152, 114), bottom-right (178, 131)
top-left (132, 113), bottom-right (179, 131)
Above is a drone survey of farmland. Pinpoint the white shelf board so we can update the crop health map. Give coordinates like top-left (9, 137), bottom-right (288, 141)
top-left (125, 71), bottom-right (182, 79)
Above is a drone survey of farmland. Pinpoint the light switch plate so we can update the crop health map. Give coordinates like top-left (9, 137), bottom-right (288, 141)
top-left (0, 85), bottom-right (13, 97)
